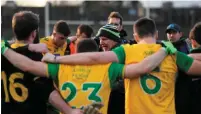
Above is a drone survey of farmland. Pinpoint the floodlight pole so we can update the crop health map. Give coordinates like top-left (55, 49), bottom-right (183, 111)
top-left (45, 2), bottom-right (50, 36)
top-left (145, 1), bottom-right (150, 18)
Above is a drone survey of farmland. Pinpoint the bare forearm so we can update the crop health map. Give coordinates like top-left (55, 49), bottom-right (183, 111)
top-left (124, 48), bottom-right (167, 78)
top-left (49, 90), bottom-right (73, 114)
top-left (143, 48), bottom-right (167, 72)
top-left (188, 54), bottom-right (201, 61)
top-left (56, 51), bottom-right (118, 65)
top-left (4, 49), bottom-right (34, 72)
top-left (187, 60), bottom-right (201, 75)
top-left (3, 49), bottom-right (47, 77)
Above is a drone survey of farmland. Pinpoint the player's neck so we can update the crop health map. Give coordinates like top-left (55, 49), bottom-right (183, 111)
top-left (138, 37), bottom-right (156, 44)
top-left (51, 35), bottom-right (60, 47)
top-left (15, 40), bottom-right (32, 44)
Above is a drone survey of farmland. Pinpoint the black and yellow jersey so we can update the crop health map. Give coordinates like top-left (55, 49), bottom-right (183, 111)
top-left (1, 42), bottom-right (54, 114)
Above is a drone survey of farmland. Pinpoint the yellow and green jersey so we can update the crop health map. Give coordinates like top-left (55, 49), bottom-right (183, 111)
top-left (40, 36), bottom-right (73, 56)
top-left (113, 44), bottom-right (193, 114)
top-left (47, 63), bottom-right (125, 114)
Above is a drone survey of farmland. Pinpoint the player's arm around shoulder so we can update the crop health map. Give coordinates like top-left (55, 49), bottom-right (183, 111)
top-left (42, 41), bottom-right (125, 65)
top-left (124, 48), bottom-right (168, 78)
top-left (3, 47), bottom-right (49, 77)
top-left (43, 50), bottom-right (119, 65)
top-left (188, 53), bottom-right (201, 61)
top-left (108, 46), bottom-right (169, 79)
top-left (176, 51), bottom-right (201, 75)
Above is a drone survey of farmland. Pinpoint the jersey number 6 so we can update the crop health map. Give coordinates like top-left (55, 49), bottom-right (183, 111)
top-left (140, 73), bottom-right (161, 95)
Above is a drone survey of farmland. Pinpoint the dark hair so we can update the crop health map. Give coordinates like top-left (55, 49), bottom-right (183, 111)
top-left (12, 11), bottom-right (39, 40)
top-left (76, 39), bottom-right (99, 53)
top-left (108, 12), bottom-right (123, 25)
top-left (77, 24), bottom-right (93, 38)
top-left (53, 20), bottom-right (71, 37)
top-left (134, 17), bottom-right (157, 38)
top-left (189, 22), bottom-right (201, 45)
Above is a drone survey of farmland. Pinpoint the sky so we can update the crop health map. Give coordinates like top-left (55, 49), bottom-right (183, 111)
top-left (1, 0), bottom-right (201, 8)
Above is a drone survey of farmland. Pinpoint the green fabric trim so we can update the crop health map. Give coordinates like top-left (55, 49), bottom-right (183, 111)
top-left (48, 63), bottom-right (59, 80)
top-left (100, 28), bottom-right (120, 38)
top-left (179, 37), bottom-right (187, 42)
top-left (1, 41), bottom-right (8, 55)
top-left (66, 38), bottom-right (71, 44)
top-left (4, 40), bottom-right (10, 47)
top-left (108, 63), bottom-right (124, 88)
top-left (112, 46), bottom-right (125, 64)
top-left (176, 51), bottom-right (194, 72)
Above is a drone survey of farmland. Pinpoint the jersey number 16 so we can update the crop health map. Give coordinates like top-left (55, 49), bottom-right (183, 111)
top-left (1, 71), bottom-right (28, 102)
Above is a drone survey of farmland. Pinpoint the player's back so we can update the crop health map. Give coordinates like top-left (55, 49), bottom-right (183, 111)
top-left (122, 44), bottom-right (177, 114)
top-left (56, 63), bottom-right (120, 114)
top-left (1, 43), bottom-right (53, 114)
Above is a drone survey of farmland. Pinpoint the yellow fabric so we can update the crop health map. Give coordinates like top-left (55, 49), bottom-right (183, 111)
top-left (123, 44), bottom-right (177, 114)
top-left (40, 36), bottom-right (67, 56)
top-left (57, 64), bottom-right (112, 114)
top-left (10, 42), bottom-right (26, 49)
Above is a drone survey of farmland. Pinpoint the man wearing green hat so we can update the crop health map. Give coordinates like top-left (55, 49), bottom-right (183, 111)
top-left (97, 24), bottom-right (122, 52)
top-left (96, 24), bottom-right (125, 114)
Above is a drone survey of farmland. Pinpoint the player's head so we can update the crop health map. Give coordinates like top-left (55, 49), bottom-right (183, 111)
top-left (75, 24), bottom-right (93, 46)
top-left (108, 11), bottom-right (123, 31)
top-left (166, 23), bottom-right (182, 42)
top-left (133, 17), bottom-right (158, 42)
top-left (96, 24), bottom-right (121, 51)
top-left (12, 11), bottom-right (39, 43)
top-left (189, 21), bottom-right (201, 48)
top-left (76, 39), bottom-right (99, 53)
top-left (76, 24), bottom-right (93, 39)
top-left (52, 20), bottom-right (71, 47)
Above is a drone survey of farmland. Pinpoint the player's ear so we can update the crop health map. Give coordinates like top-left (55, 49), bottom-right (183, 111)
top-left (30, 30), bottom-right (37, 40)
top-left (191, 39), bottom-right (197, 48)
top-left (119, 25), bottom-right (123, 31)
top-left (154, 30), bottom-right (159, 40)
top-left (52, 30), bottom-right (57, 37)
top-left (81, 33), bottom-right (87, 39)
top-left (179, 31), bottom-right (183, 37)
top-left (134, 33), bottom-right (140, 43)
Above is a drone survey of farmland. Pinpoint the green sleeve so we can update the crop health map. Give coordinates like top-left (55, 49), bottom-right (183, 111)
top-left (112, 46), bottom-right (126, 64)
top-left (108, 63), bottom-right (125, 88)
top-left (48, 63), bottom-right (60, 81)
top-left (4, 40), bottom-right (10, 47)
top-left (66, 38), bottom-right (71, 44)
top-left (176, 51), bottom-right (194, 72)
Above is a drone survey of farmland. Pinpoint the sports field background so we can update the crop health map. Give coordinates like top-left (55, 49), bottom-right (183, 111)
top-left (1, 1), bottom-right (201, 40)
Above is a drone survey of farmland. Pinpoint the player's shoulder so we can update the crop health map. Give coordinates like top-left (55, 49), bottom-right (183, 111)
top-left (40, 36), bottom-right (51, 43)
top-left (13, 46), bottom-right (43, 61)
top-left (121, 44), bottom-right (131, 48)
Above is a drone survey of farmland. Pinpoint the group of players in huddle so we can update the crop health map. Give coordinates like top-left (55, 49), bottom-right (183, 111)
top-left (1, 10), bottom-right (201, 114)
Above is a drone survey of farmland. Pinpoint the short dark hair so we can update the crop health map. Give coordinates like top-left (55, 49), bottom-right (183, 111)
top-left (134, 17), bottom-right (157, 38)
top-left (12, 11), bottom-right (39, 40)
top-left (53, 20), bottom-right (71, 37)
top-left (77, 24), bottom-right (93, 38)
top-left (108, 12), bottom-right (123, 25)
top-left (189, 22), bottom-right (201, 45)
top-left (76, 39), bottom-right (99, 53)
